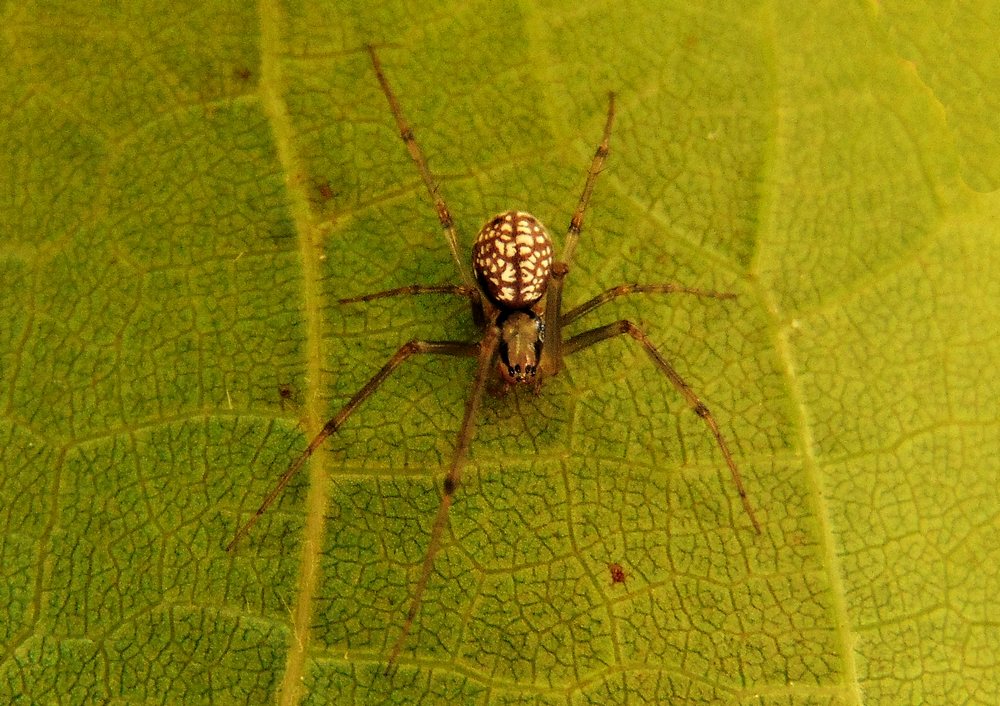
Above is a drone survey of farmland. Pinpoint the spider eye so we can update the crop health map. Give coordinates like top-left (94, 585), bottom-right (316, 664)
top-left (503, 363), bottom-right (537, 383)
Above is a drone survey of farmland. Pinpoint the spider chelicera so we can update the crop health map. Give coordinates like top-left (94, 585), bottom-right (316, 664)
top-left (227, 44), bottom-right (762, 672)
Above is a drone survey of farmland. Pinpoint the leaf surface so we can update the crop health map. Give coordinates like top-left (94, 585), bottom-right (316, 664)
top-left (1, 1), bottom-right (998, 705)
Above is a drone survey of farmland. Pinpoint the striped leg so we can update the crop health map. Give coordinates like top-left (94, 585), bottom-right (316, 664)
top-left (367, 45), bottom-right (475, 292)
top-left (384, 325), bottom-right (501, 674)
top-left (562, 283), bottom-right (736, 325)
top-left (560, 92), bottom-right (616, 268)
top-left (226, 339), bottom-right (478, 552)
top-left (564, 320), bottom-right (762, 534)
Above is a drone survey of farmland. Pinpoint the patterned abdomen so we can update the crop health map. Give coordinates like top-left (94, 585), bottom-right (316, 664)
top-left (472, 210), bottom-right (554, 309)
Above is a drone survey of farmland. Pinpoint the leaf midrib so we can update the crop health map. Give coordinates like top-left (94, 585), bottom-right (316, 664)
top-left (258, 1), bottom-right (329, 703)
top-left (749, 5), bottom-right (861, 703)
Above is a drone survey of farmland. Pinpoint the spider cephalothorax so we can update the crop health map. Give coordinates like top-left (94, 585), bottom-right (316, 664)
top-left (496, 309), bottom-right (544, 383)
top-left (227, 43), bottom-right (763, 676)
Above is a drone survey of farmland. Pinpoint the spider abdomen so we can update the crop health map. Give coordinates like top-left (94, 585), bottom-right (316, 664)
top-left (472, 210), bottom-right (554, 309)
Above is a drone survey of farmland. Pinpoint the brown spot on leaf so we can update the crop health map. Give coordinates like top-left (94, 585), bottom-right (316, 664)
top-left (607, 562), bottom-right (627, 585)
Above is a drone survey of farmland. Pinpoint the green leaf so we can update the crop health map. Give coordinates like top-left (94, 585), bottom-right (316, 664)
top-left (2, 1), bottom-right (998, 705)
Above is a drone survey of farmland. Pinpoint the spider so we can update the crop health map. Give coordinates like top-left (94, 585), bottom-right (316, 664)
top-left (227, 44), bottom-right (762, 673)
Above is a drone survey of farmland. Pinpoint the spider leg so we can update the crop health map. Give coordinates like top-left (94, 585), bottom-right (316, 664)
top-left (562, 283), bottom-right (736, 326)
top-left (540, 263), bottom-right (569, 377)
top-left (339, 283), bottom-right (486, 327)
top-left (225, 339), bottom-right (479, 552)
top-left (384, 325), bottom-right (501, 674)
top-left (367, 44), bottom-right (475, 292)
top-left (543, 92), bottom-right (616, 376)
top-left (564, 320), bottom-right (762, 534)
top-left (561, 92), bottom-right (616, 268)
top-left (338, 283), bottom-right (474, 304)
